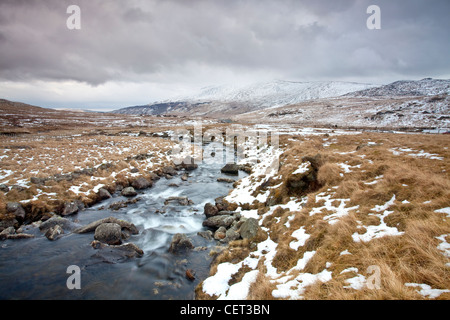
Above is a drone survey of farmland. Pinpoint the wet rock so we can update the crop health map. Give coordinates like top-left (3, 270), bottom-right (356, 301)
top-left (61, 201), bottom-right (81, 216)
top-left (186, 269), bottom-right (196, 281)
top-left (45, 225), bottom-right (64, 241)
top-left (90, 240), bottom-right (144, 263)
top-left (221, 163), bottom-right (239, 175)
top-left (168, 233), bottom-right (194, 253)
top-left (202, 215), bottom-right (235, 229)
top-left (131, 177), bottom-right (152, 190)
top-left (197, 230), bottom-right (213, 241)
top-left (108, 197), bottom-right (141, 211)
top-left (1, 233), bottom-right (34, 240)
top-left (121, 186), bottom-right (137, 197)
top-left (0, 218), bottom-right (18, 232)
top-left (181, 156), bottom-right (198, 171)
top-left (0, 184), bottom-right (9, 192)
top-left (162, 166), bottom-right (178, 176)
top-left (74, 216), bottom-right (139, 235)
top-left (239, 217), bottom-right (259, 240)
top-left (39, 216), bottom-right (78, 232)
top-left (217, 177), bottom-right (235, 183)
top-left (148, 172), bottom-right (160, 181)
top-left (94, 223), bottom-right (122, 245)
top-left (6, 202), bottom-right (26, 220)
top-left (164, 196), bottom-right (193, 206)
top-left (215, 196), bottom-right (229, 211)
top-left (204, 203), bottom-right (219, 218)
top-left (98, 188), bottom-right (112, 200)
top-left (0, 227), bottom-right (15, 240)
top-left (181, 174), bottom-right (189, 181)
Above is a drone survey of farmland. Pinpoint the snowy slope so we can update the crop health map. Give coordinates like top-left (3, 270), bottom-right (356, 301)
top-left (178, 80), bottom-right (377, 107)
top-left (346, 78), bottom-right (450, 97)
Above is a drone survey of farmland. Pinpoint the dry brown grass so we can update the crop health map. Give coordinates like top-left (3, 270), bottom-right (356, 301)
top-left (198, 131), bottom-right (450, 300)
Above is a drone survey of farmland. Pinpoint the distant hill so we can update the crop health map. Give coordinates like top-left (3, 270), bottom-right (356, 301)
top-left (112, 80), bottom-right (377, 117)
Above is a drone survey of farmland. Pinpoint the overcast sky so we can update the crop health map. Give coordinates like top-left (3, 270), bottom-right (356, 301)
top-left (0, 0), bottom-right (449, 111)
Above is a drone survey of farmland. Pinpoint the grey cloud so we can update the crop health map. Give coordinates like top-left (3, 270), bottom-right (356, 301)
top-left (0, 0), bottom-right (449, 87)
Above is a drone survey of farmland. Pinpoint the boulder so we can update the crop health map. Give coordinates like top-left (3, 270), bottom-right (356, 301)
top-left (121, 187), bottom-right (137, 197)
top-left (94, 223), bottom-right (122, 245)
top-left (215, 196), bottom-right (229, 211)
top-left (202, 215), bottom-right (235, 229)
top-left (131, 177), bottom-right (152, 190)
top-left (74, 216), bottom-right (139, 235)
top-left (225, 227), bottom-right (241, 242)
top-left (90, 240), bottom-right (143, 263)
top-left (61, 201), bottom-right (81, 216)
top-left (168, 233), bottom-right (194, 253)
top-left (239, 218), bottom-right (259, 240)
top-left (204, 203), bottom-right (219, 218)
top-left (214, 227), bottom-right (227, 240)
top-left (164, 196), bottom-right (193, 206)
top-left (197, 230), bottom-right (213, 241)
top-left (98, 188), bottom-right (112, 200)
top-left (6, 202), bottom-right (26, 220)
top-left (45, 225), bottom-right (64, 241)
top-left (217, 177), bottom-right (235, 183)
top-left (0, 184), bottom-right (9, 193)
top-left (39, 216), bottom-right (78, 232)
top-left (181, 156), bottom-right (198, 171)
top-left (221, 163), bottom-right (239, 175)
top-left (162, 166), bottom-right (178, 176)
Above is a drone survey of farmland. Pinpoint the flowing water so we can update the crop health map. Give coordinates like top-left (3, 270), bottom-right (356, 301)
top-left (0, 142), bottom-right (246, 300)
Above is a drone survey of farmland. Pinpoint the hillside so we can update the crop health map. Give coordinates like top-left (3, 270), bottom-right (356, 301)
top-left (113, 80), bottom-right (377, 117)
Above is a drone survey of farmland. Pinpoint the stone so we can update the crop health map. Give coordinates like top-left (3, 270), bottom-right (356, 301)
top-left (197, 230), bottom-right (213, 240)
top-left (94, 223), bottom-right (122, 245)
top-left (0, 184), bottom-right (9, 192)
top-left (98, 188), bottom-right (112, 200)
top-left (214, 227), bottom-right (227, 240)
top-left (217, 177), bottom-right (235, 183)
top-left (204, 203), bottom-right (219, 218)
top-left (121, 186), bottom-right (137, 197)
top-left (61, 201), bottom-right (79, 216)
top-left (39, 216), bottom-right (78, 232)
top-left (181, 156), bottom-right (198, 171)
top-left (164, 196), bottom-right (193, 206)
top-left (6, 202), bottom-right (26, 220)
top-left (45, 225), bottom-right (64, 241)
top-left (168, 233), bottom-right (194, 253)
top-left (202, 215), bottom-right (235, 229)
top-left (221, 163), bottom-right (239, 175)
top-left (74, 216), bottom-right (139, 235)
top-left (185, 269), bottom-right (196, 281)
top-left (162, 166), bottom-right (178, 176)
top-left (225, 227), bottom-right (241, 242)
top-left (90, 241), bottom-right (144, 263)
top-left (239, 218), bottom-right (260, 240)
top-left (131, 177), bottom-right (152, 190)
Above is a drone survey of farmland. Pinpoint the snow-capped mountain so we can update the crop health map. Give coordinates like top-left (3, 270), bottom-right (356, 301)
top-left (346, 78), bottom-right (450, 97)
top-left (178, 80), bottom-right (377, 107)
top-left (113, 80), bottom-right (377, 116)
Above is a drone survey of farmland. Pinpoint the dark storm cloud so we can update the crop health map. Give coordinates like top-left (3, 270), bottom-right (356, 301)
top-left (0, 0), bottom-right (449, 86)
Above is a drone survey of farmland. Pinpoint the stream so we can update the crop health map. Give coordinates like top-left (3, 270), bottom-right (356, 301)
top-left (0, 142), bottom-right (246, 300)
